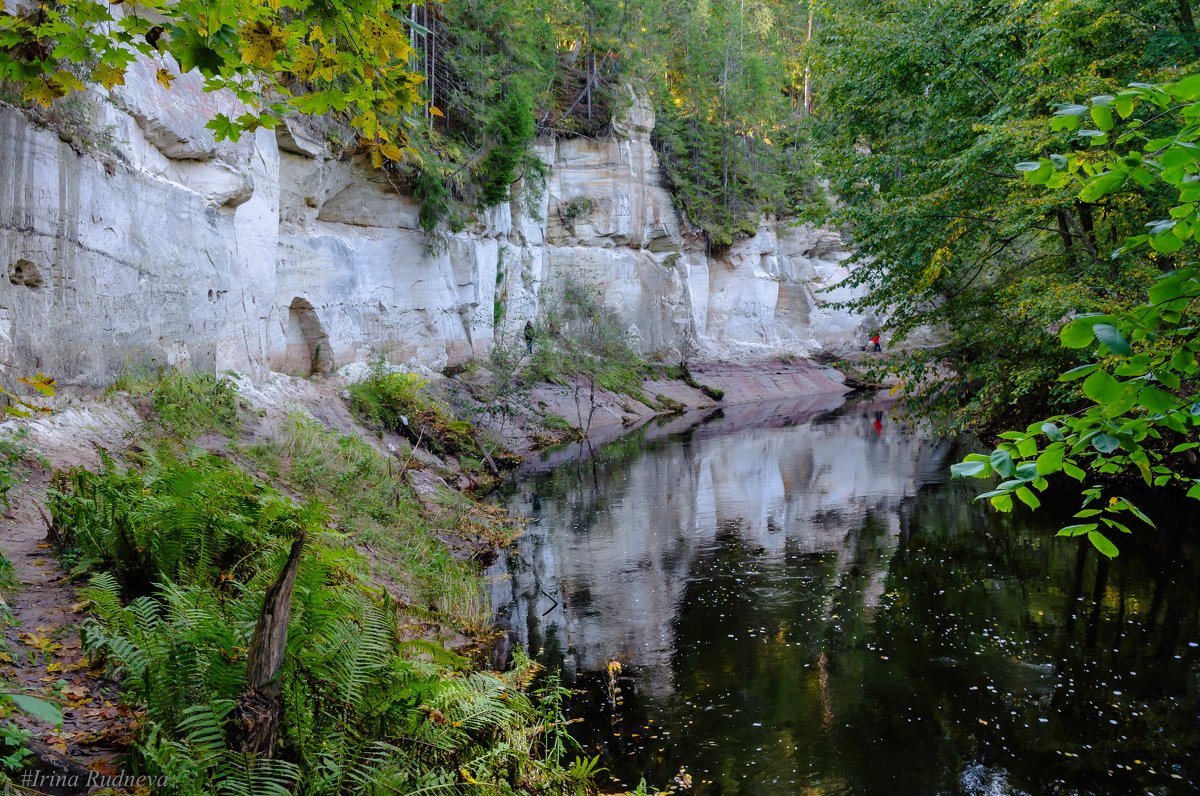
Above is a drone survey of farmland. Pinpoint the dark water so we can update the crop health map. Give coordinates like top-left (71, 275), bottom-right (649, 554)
top-left (493, 395), bottom-right (1200, 795)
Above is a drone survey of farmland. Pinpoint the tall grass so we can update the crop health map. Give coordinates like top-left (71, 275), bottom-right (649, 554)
top-left (110, 366), bottom-right (240, 438)
top-left (269, 413), bottom-right (502, 631)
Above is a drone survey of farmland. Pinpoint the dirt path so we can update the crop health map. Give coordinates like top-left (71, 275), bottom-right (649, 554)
top-left (0, 465), bottom-right (133, 793)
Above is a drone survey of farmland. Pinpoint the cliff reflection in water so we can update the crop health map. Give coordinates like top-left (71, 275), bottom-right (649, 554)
top-left (495, 395), bottom-right (1200, 795)
top-left (495, 395), bottom-right (948, 700)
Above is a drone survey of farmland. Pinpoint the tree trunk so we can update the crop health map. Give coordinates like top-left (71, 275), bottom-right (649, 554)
top-left (1056, 208), bottom-right (1076, 268)
top-left (1180, 0), bottom-right (1199, 45)
top-left (233, 534), bottom-right (306, 756)
top-left (803, 2), bottom-right (814, 114)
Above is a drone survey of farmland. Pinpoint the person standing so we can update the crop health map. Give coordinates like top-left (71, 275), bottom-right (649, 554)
top-left (524, 320), bottom-right (535, 355)
top-left (871, 333), bottom-right (881, 353)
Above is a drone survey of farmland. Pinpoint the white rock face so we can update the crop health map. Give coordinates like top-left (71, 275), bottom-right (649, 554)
top-left (540, 90), bottom-right (868, 361)
top-left (495, 397), bottom-right (952, 696)
top-left (0, 73), bottom-right (868, 387)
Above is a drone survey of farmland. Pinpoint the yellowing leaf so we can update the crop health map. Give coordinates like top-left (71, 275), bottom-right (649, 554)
top-left (18, 631), bottom-right (61, 655)
top-left (429, 105), bottom-right (444, 118)
top-left (23, 80), bottom-right (67, 108)
top-left (379, 142), bottom-right (405, 162)
top-left (240, 21), bottom-right (286, 68)
top-left (292, 45), bottom-right (318, 80)
top-left (155, 67), bottom-right (176, 89)
top-left (92, 63), bottom-right (126, 90)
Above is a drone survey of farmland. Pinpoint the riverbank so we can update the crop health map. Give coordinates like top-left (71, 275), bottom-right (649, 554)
top-left (0, 356), bottom-right (848, 791)
top-left (454, 357), bottom-right (850, 464)
top-left (0, 370), bottom-right (556, 792)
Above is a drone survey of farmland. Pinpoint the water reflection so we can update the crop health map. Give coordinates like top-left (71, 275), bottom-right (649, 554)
top-left (494, 396), bottom-right (1200, 795)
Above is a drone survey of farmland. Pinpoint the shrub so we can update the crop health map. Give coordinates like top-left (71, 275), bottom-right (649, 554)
top-left (529, 275), bottom-right (653, 405)
top-left (347, 370), bottom-right (486, 459)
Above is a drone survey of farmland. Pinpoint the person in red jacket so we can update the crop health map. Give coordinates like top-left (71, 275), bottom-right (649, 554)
top-left (871, 333), bottom-right (881, 353)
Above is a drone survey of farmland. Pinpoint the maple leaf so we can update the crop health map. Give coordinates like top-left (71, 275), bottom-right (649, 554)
top-left (18, 631), bottom-right (62, 656)
top-left (291, 44), bottom-right (317, 80)
top-left (155, 67), bottom-right (175, 89)
top-left (206, 113), bottom-right (242, 143)
top-left (23, 78), bottom-right (67, 108)
top-left (379, 141), bottom-right (405, 162)
top-left (239, 21), bottom-right (285, 68)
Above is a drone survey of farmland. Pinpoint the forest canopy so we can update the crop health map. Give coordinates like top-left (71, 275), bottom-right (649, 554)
top-left (804, 0), bottom-right (1200, 551)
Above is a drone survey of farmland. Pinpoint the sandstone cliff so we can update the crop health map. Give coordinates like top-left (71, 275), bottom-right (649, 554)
top-left (0, 77), bottom-right (866, 387)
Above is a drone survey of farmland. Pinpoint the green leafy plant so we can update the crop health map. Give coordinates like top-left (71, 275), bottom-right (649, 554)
top-left (111, 368), bottom-right (240, 439)
top-left (51, 446), bottom-right (595, 795)
top-left (808, 0), bottom-right (1195, 433)
top-left (0, 0), bottom-right (423, 159)
top-left (954, 73), bottom-right (1200, 556)
top-left (347, 368), bottom-right (496, 462)
top-left (530, 275), bottom-right (653, 407)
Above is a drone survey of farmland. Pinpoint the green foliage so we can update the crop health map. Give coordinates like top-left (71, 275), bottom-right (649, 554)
top-left (3, 0), bottom-right (817, 245)
top-left (529, 275), bottom-right (652, 404)
top-left (404, 0), bottom-right (812, 241)
top-left (654, 394), bottom-right (685, 414)
top-left (112, 368), bottom-right (240, 439)
top-left (49, 448), bottom-right (309, 592)
top-left (561, 196), bottom-right (596, 223)
top-left (347, 369), bottom-right (496, 462)
top-left (52, 446), bottom-right (594, 795)
top-left (476, 86), bottom-right (538, 208)
top-left (648, 0), bottom-right (819, 247)
top-left (953, 73), bottom-right (1200, 555)
top-left (542, 414), bottom-right (576, 432)
top-left (0, 719), bottom-right (33, 771)
top-left (269, 412), bottom-right (501, 629)
top-left (0, 0), bottom-right (422, 158)
top-left (0, 429), bottom-right (34, 506)
top-left (809, 0), bottom-right (1200, 431)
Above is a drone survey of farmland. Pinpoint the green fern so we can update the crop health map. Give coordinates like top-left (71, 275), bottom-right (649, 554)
top-left (56, 445), bottom-right (596, 795)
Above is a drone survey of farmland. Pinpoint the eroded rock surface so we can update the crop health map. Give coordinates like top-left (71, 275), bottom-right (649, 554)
top-left (0, 74), bottom-right (868, 387)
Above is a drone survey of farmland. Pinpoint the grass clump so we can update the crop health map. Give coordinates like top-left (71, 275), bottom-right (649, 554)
top-left (111, 367), bottom-right (240, 439)
top-left (654, 394), bottom-right (685, 415)
top-left (348, 370), bottom-right (480, 458)
top-left (542, 414), bottom-right (575, 432)
top-left (663, 364), bottom-right (724, 402)
top-left (49, 445), bottom-right (598, 796)
top-left (271, 413), bottom-right (507, 630)
top-left (0, 428), bottom-right (38, 506)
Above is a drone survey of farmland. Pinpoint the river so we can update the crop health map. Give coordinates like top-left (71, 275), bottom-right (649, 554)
top-left (492, 394), bottom-right (1200, 795)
